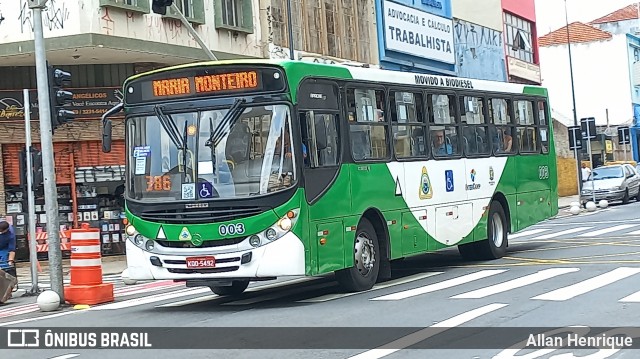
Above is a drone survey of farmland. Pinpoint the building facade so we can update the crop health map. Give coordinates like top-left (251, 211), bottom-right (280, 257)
top-left (501, 0), bottom-right (541, 84)
top-left (451, 0), bottom-right (506, 81)
top-left (0, 0), bottom-right (263, 261)
top-left (375, 0), bottom-right (455, 75)
top-left (538, 4), bottom-right (639, 163)
top-left (261, 0), bottom-right (379, 66)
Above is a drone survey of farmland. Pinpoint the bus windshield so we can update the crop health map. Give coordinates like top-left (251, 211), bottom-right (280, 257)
top-left (127, 104), bottom-right (297, 202)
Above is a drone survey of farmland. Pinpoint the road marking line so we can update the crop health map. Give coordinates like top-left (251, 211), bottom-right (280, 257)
top-left (222, 282), bottom-right (336, 306)
top-left (48, 355), bottom-right (80, 359)
top-left (346, 303), bottom-right (508, 359)
top-left (451, 268), bottom-right (580, 299)
top-left (624, 229), bottom-right (640, 236)
top-left (298, 272), bottom-right (443, 303)
top-left (532, 227), bottom-right (593, 240)
top-left (577, 224), bottom-right (638, 237)
top-left (156, 277), bottom-right (322, 307)
top-left (91, 288), bottom-right (211, 310)
top-left (532, 267), bottom-right (640, 301)
top-left (508, 229), bottom-right (550, 239)
top-left (370, 270), bottom-right (507, 301)
top-left (0, 310), bottom-right (78, 327)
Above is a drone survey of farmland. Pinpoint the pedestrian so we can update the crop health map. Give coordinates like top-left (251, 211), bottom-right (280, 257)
top-left (0, 220), bottom-right (16, 277)
top-left (581, 163), bottom-right (591, 182)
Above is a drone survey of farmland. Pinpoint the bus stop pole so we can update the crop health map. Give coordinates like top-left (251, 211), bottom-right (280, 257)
top-left (23, 89), bottom-right (40, 295)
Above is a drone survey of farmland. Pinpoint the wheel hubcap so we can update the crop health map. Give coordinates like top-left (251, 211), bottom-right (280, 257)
top-left (491, 213), bottom-right (504, 248)
top-left (354, 232), bottom-right (375, 276)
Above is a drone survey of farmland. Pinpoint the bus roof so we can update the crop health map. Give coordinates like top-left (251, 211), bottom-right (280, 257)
top-left (126, 59), bottom-right (548, 97)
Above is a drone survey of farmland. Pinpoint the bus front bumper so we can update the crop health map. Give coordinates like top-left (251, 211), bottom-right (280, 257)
top-left (126, 232), bottom-right (306, 280)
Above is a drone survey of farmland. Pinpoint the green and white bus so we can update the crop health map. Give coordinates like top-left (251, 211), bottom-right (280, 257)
top-left (101, 59), bottom-right (558, 295)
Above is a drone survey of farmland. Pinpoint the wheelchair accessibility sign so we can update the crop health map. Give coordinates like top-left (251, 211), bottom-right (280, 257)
top-left (198, 181), bottom-right (214, 199)
top-left (445, 170), bottom-right (454, 192)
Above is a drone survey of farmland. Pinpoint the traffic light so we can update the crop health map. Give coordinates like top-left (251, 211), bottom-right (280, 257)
top-left (19, 147), bottom-right (44, 190)
top-left (47, 65), bottom-right (75, 132)
top-left (152, 0), bottom-right (173, 15)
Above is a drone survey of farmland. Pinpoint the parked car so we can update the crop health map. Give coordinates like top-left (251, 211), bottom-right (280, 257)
top-left (580, 164), bottom-right (640, 206)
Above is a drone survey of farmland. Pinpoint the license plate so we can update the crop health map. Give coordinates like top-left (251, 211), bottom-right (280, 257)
top-left (186, 256), bottom-right (216, 269)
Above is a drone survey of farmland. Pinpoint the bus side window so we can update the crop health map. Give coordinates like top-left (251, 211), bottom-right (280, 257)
top-left (538, 100), bottom-right (549, 154)
top-left (302, 111), bottom-right (341, 168)
top-left (347, 88), bottom-right (389, 161)
top-left (515, 100), bottom-right (538, 153)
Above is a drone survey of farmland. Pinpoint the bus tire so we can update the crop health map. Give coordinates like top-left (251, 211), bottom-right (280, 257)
top-left (209, 280), bottom-right (249, 296)
top-left (476, 201), bottom-right (508, 260)
top-left (335, 218), bottom-right (380, 292)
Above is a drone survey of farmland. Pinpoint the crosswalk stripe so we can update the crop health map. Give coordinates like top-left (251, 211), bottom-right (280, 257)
top-left (532, 227), bottom-right (593, 239)
top-left (298, 272), bottom-right (443, 303)
top-left (370, 270), bottom-right (506, 301)
top-left (577, 224), bottom-right (638, 237)
top-left (508, 229), bottom-right (550, 240)
top-left (626, 230), bottom-right (640, 235)
top-left (346, 303), bottom-right (508, 359)
top-left (532, 267), bottom-right (640, 301)
top-left (451, 268), bottom-right (580, 299)
top-left (619, 290), bottom-right (640, 302)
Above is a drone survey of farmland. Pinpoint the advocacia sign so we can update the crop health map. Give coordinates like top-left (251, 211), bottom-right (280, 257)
top-left (383, 0), bottom-right (455, 64)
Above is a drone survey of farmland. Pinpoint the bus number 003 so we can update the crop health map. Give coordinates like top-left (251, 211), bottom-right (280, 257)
top-left (539, 166), bottom-right (549, 180)
top-left (219, 223), bottom-right (245, 236)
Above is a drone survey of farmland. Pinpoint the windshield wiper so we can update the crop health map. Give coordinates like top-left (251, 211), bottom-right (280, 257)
top-left (154, 106), bottom-right (186, 150)
top-left (205, 98), bottom-right (246, 149)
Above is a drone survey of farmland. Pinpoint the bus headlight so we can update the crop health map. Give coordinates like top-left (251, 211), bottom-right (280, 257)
top-left (278, 217), bottom-right (292, 231)
top-left (145, 240), bottom-right (155, 251)
top-left (126, 225), bottom-right (137, 236)
top-left (249, 235), bottom-right (261, 247)
top-left (134, 234), bottom-right (144, 246)
top-left (247, 209), bottom-right (300, 248)
top-left (265, 228), bottom-right (277, 240)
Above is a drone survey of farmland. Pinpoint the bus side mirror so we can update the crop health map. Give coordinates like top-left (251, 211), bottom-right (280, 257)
top-left (101, 102), bottom-right (124, 153)
top-left (102, 119), bottom-right (112, 153)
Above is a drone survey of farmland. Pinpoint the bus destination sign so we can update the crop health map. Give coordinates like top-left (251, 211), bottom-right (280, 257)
top-left (152, 71), bottom-right (259, 97)
top-left (126, 66), bottom-right (285, 104)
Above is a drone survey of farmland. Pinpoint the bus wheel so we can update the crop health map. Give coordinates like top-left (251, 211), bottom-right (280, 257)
top-left (210, 280), bottom-right (249, 296)
top-left (477, 201), bottom-right (508, 260)
top-left (336, 218), bottom-right (380, 292)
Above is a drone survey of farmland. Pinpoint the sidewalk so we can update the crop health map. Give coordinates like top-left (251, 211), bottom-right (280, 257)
top-left (14, 255), bottom-right (127, 284)
top-left (558, 194), bottom-right (579, 209)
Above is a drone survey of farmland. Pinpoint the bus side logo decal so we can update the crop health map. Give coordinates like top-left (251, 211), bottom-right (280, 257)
top-left (419, 166), bottom-right (433, 200)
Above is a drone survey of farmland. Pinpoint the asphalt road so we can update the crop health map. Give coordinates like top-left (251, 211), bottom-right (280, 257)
top-left (3, 200), bottom-right (640, 359)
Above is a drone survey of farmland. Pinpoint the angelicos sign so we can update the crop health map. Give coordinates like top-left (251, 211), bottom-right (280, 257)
top-left (383, 0), bottom-right (455, 64)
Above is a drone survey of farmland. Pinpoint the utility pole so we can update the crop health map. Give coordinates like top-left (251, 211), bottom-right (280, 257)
top-left (23, 89), bottom-right (40, 296)
top-left (564, 0), bottom-right (583, 192)
top-left (169, 3), bottom-right (217, 61)
top-left (29, 0), bottom-right (64, 302)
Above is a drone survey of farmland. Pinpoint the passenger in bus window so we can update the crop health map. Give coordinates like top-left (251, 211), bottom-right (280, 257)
top-left (503, 128), bottom-right (513, 152)
top-left (432, 129), bottom-right (452, 155)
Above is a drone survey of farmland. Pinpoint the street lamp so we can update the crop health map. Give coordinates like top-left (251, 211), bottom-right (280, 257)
top-left (564, 0), bottom-right (584, 190)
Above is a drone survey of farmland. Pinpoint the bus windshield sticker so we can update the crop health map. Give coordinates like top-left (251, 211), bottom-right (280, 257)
top-left (198, 182), bottom-right (214, 199)
top-left (134, 157), bottom-right (147, 175)
top-left (133, 146), bottom-right (151, 157)
top-left (182, 183), bottom-right (196, 200)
